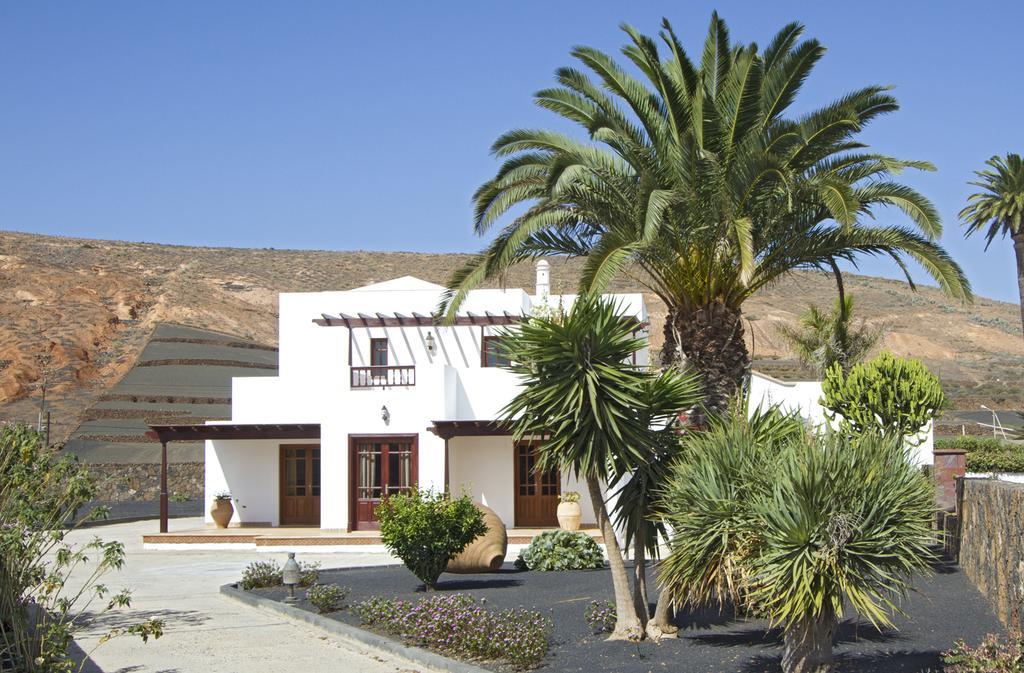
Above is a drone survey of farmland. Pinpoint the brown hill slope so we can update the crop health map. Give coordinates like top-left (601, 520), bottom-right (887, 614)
top-left (1, 230), bottom-right (1021, 442)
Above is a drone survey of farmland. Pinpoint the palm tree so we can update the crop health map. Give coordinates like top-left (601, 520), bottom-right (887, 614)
top-left (778, 294), bottom-right (881, 376)
top-left (658, 416), bottom-right (935, 673)
top-left (607, 371), bottom-right (702, 639)
top-left (441, 14), bottom-right (970, 412)
top-left (960, 153), bottom-right (1024, 339)
top-left (499, 294), bottom-right (697, 640)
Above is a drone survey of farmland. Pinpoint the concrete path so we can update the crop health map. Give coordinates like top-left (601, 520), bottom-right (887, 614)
top-left (66, 518), bottom-right (426, 673)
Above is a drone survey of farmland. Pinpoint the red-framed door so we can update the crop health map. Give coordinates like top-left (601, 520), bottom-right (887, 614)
top-left (280, 444), bottom-right (321, 526)
top-left (349, 435), bottom-right (417, 530)
top-left (514, 441), bottom-right (560, 527)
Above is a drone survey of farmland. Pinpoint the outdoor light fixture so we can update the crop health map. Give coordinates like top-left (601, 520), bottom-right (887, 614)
top-left (425, 332), bottom-right (436, 355)
top-left (381, 405), bottom-right (390, 424)
top-left (282, 552), bottom-right (300, 603)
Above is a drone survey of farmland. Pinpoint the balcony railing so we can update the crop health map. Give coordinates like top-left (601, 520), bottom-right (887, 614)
top-left (350, 365), bottom-right (416, 389)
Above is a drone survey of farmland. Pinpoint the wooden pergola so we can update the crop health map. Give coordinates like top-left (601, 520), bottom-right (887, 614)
top-left (145, 423), bottom-right (321, 533)
top-left (313, 311), bottom-right (525, 328)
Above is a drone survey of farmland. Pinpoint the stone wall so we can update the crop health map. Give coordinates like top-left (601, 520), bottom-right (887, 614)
top-left (959, 478), bottom-right (1024, 628)
top-left (84, 462), bottom-right (203, 502)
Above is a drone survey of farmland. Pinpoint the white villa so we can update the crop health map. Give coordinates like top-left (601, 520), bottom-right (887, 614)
top-left (152, 261), bottom-right (646, 534)
top-left (144, 261), bottom-right (933, 543)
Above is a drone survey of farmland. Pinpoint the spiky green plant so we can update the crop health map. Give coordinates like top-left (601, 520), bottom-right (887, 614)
top-left (778, 295), bottom-right (882, 376)
top-left (821, 352), bottom-right (945, 444)
top-left (441, 13), bottom-right (971, 413)
top-left (659, 420), bottom-right (936, 673)
top-left (499, 294), bottom-right (697, 640)
top-left (960, 153), bottom-right (1024, 339)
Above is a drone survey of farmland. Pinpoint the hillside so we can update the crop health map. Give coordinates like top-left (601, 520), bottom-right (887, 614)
top-left (1, 230), bottom-right (1021, 443)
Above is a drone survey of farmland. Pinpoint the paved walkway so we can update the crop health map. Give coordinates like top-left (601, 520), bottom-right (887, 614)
top-left (66, 518), bottom-right (423, 673)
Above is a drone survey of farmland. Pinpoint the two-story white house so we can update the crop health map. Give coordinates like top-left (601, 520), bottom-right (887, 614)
top-left (153, 262), bottom-right (647, 534)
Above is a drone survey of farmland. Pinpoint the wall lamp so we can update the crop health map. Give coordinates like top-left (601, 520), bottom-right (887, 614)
top-left (381, 405), bottom-right (391, 424)
top-left (425, 332), bottom-right (436, 355)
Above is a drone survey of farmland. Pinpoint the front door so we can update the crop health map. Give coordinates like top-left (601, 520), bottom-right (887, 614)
top-left (514, 441), bottom-right (560, 527)
top-left (350, 435), bottom-right (417, 530)
top-left (280, 445), bottom-right (320, 526)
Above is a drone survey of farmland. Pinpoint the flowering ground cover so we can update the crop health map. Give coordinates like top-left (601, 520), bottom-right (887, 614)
top-left (249, 560), bottom-right (1001, 672)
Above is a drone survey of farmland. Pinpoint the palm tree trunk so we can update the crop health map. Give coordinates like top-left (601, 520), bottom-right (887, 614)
top-left (632, 528), bottom-right (649, 628)
top-left (646, 562), bottom-right (679, 640)
top-left (586, 476), bottom-right (642, 640)
top-left (1013, 232), bottom-right (1024, 342)
top-left (663, 303), bottom-right (750, 417)
top-left (781, 608), bottom-right (837, 673)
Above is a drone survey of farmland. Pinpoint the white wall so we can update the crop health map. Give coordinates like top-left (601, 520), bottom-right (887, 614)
top-left (447, 435), bottom-right (598, 527)
top-left (205, 439), bottom-right (318, 527)
top-left (747, 371), bottom-right (936, 465)
top-left (210, 276), bottom-right (648, 530)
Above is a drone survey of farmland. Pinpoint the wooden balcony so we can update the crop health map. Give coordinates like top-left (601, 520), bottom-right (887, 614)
top-left (350, 365), bottom-right (416, 388)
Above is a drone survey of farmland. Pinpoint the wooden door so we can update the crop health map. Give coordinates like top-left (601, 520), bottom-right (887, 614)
top-left (514, 441), bottom-right (560, 527)
top-left (350, 435), bottom-right (417, 530)
top-left (280, 445), bottom-right (320, 526)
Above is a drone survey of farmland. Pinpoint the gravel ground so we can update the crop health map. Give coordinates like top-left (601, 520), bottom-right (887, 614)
top-left (253, 559), bottom-right (1002, 673)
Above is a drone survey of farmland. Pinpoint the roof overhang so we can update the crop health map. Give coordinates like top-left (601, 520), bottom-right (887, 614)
top-left (146, 423), bottom-right (321, 443)
top-left (427, 420), bottom-right (515, 440)
top-left (314, 311), bottom-right (524, 328)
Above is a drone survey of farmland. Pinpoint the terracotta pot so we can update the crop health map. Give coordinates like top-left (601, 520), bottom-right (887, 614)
top-left (210, 499), bottom-right (234, 529)
top-left (557, 501), bottom-right (582, 531)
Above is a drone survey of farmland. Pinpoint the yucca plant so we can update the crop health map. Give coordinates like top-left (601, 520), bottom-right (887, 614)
top-left (499, 294), bottom-right (698, 640)
top-left (960, 153), bottom-right (1024, 339)
top-left (659, 420), bottom-right (936, 673)
top-left (441, 12), bottom-right (971, 413)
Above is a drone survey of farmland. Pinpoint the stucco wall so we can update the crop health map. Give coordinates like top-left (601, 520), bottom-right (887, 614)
top-left (448, 435), bottom-right (597, 527)
top-left (959, 478), bottom-right (1024, 628)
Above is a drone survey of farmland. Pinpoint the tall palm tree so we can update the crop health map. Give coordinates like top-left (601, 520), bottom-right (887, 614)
top-left (778, 294), bottom-right (881, 376)
top-left (499, 294), bottom-right (696, 640)
top-left (441, 14), bottom-right (970, 411)
top-left (960, 153), bottom-right (1024, 339)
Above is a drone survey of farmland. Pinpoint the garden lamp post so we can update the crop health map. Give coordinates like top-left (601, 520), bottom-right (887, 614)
top-left (282, 552), bottom-right (300, 603)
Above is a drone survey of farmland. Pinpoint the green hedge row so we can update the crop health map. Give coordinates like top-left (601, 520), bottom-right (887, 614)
top-left (936, 437), bottom-right (1024, 473)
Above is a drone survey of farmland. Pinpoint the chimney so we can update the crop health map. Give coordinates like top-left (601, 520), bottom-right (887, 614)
top-left (535, 259), bottom-right (550, 300)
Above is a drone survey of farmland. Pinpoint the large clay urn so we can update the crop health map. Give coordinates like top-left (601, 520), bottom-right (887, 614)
top-left (210, 497), bottom-right (234, 529)
top-left (447, 504), bottom-right (507, 573)
top-left (557, 496), bottom-right (582, 531)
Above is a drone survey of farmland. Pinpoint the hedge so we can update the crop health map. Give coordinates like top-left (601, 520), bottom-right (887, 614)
top-left (937, 437), bottom-right (1024, 472)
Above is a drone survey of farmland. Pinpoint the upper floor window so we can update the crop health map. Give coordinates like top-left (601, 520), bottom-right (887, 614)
top-left (481, 336), bottom-right (510, 368)
top-left (370, 338), bottom-right (389, 367)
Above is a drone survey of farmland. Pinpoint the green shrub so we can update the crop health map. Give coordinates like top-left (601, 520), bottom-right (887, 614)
top-left (935, 437), bottom-right (1024, 473)
top-left (936, 436), bottom-right (1013, 453)
top-left (306, 583), bottom-right (349, 614)
top-left (240, 559), bottom-right (319, 590)
top-left (822, 352), bottom-right (945, 442)
top-left (584, 600), bottom-right (616, 634)
top-left (515, 529), bottom-right (604, 571)
top-left (967, 450), bottom-right (1024, 473)
top-left (0, 424), bottom-right (163, 672)
top-left (944, 632), bottom-right (1024, 672)
top-left (298, 561), bottom-right (320, 588)
top-left (241, 560), bottom-right (282, 590)
top-left (376, 489), bottom-right (487, 590)
top-left (354, 593), bottom-right (551, 669)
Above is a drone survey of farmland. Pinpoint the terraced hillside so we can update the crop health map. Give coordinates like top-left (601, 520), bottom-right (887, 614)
top-left (1, 229), bottom-right (1021, 453)
top-left (63, 323), bottom-right (277, 464)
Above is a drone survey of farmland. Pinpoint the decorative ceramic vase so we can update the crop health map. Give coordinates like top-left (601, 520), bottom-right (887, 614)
top-left (447, 504), bottom-right (508, 573)
top-left (211, 499), bottom-right (234, 528)
top-left (557, 501), bottom-right (582, 531)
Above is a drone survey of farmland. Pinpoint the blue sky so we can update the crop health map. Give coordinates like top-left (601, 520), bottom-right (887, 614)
top-left (1, 2), bottom-right (1022, 303)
